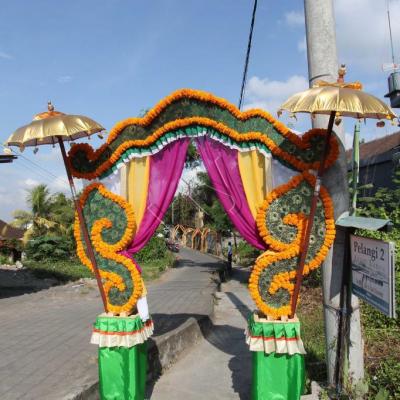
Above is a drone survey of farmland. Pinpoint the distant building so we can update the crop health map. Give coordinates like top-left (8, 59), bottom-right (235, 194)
top-left (346, 132), bottom-right (400, 197)
top-left (0, 220), bottom-right (25, 262)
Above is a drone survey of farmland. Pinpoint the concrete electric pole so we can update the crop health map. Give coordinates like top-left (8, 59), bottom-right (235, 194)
top-left (304, 0), bottom-right (365, 390)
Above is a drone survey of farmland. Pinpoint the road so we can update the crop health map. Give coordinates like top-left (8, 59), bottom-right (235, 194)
top-left (149, 272), bottom-right (254, 400)
top-left (0, 248), bottom-right (222, 400)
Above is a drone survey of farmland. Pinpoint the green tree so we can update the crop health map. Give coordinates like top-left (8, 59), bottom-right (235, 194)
top-left (185, 141), bottom-right (201, 168)
top-left (13, 184), bottom-right (53, 238)
top-left (164, 193), bottom-right (197, 226)
top-left (192, 172), bottom-right (215, 207)
top-left (360, 166), bottom-right (400, 228)
top-left (192, 171), bottom-right (233, 235)
top-left (12, 185), bottom-right (76, 256)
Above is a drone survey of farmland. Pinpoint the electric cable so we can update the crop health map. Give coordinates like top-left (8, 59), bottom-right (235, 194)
top-left (3, 156), bottom-right (64, 188)
top-left (238, 0), bottom-right (258, 110)
top-left (1, 143), bottom-right (69, 186)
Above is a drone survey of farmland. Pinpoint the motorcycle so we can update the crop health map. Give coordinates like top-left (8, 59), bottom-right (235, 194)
top-left (166, 239), bottom-right (180, 253)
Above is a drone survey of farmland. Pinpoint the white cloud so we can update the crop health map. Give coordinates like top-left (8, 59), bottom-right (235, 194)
top-left (57, 75), bottom-right (72, 84)
top-left (23, 178), bottom-right (40, 188)
top-left (297, 36), bottom-right (306, 53)
top-left (284, 2), bottom-right (399, 74)
top-left (49, 175), bottom-right (70, 193)
top-left (335, 0), bottom-right (400, 73)
top-left (36, 147), bottom-right (62, 162)
top-left (177, 165), bottom-right (205, 194)
top-left (345, 131), bottom-right (354, 150)
top-left (284, 10), bottom-right (304, 27)
top-left (243, 75), bottom-right (308, 114)
top-left (0, 51), bottom-right (13, 60)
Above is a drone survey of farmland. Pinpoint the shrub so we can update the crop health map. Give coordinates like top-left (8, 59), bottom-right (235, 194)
top-left (368, 357), bottom-right (400, 399)
top-left (303, 267), bottom-right (322, 288)
top-left (135, 235), bottom-right (168, 264)
top-left (234, 241), bottom-right (261, 266)
top-left (0, 253), bottom-right (10, 264)
top-left (25, 235), bottom-right (74, 261)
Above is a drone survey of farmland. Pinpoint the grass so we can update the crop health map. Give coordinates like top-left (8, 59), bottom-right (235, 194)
top-left (297, 285), bottom-right (400, 399)
top-left (24, 259), bottom-right (93, 282)
top-left (141, 251), bottom-right (177, 282)
top-left (298, 286), bottom-right (327, 384)
top-left (362, 312), bottom-right (400, 399)
top-left (24, 251), bottom-right (177, 284)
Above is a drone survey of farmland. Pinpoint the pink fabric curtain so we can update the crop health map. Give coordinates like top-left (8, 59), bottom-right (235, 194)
top-left (121, 139), bottom-right (190, 258)
top-left (196, 136), bottom-right (266, 250)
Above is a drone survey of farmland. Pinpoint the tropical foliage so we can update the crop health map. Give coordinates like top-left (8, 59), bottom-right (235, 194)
top-left (13, 184), bottom-right (75, 245)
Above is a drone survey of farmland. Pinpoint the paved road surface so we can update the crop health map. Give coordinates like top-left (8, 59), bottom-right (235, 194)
top-left (149, 276), bottom-right (254, 400)
top-left (0, 248), bottom-right (221, 400)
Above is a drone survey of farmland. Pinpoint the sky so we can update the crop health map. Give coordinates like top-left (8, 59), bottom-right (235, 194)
top-left (0, 0), bottom-right (399, 222)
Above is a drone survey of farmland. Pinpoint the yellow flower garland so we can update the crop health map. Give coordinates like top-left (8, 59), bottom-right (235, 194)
top-left (74, 182), bottom-right (143, 314)
top-left (67, 88), bottom-right (339, 179)
top-left (249, 171), bottom-right (336, 319)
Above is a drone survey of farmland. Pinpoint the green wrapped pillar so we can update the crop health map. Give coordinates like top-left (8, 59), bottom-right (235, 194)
top-left (91, 314), bottom-right (154, 400)
top-left (246, 313), bottom-right (306, 400)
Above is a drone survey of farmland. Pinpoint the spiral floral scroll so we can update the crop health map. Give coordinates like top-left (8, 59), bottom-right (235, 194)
top-left (249, 171), bottom-right (336, 319)
top-left (74, 183), bottom-right (143, 314)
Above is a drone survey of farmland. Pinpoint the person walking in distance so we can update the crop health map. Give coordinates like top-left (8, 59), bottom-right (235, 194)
top-left (227, 241), bottom-right (233, 276)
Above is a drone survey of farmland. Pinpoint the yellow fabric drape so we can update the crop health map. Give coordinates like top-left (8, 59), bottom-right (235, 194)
top-left (120, 164), bottom-right (128, 200)
top-left (238, 150), bottom-right (272, 219)
top-left (126, 157), bottom-right (150, 230)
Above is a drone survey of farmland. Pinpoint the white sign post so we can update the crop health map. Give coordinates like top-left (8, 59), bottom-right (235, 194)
top-left (350, 235), bottom-right (396, 318)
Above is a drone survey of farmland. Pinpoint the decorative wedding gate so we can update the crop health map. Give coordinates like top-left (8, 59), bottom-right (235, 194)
top-left (68, 89), bottom-right (338, 399)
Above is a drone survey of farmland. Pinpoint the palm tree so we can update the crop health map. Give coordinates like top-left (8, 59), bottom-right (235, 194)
top-left (12, 185), bottom-right (73, 241)
top-left (27, 184), bottom-right (51, 218)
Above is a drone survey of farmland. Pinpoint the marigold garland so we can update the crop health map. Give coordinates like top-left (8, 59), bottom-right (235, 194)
top-left (74, 182), bottom-right (143, 313)
top-left (249, 171), bottom-right (336, 319)
top-left (67, 88), bottom-right (339, 179)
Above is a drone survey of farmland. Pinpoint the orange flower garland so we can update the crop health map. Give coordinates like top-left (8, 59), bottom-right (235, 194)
top-left (249, 171), bottom-right (336, 319)
top-left (67, 89), bottom-right (339, 179)
top-left (74, 182), bottom-right (143, 313)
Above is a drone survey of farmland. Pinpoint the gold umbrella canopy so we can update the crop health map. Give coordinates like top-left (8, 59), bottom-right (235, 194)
top-left (279, 66), bottom-right (397, 122)
top-left (5, 102), bottom-right (104, 149)
top-left (279, 82), bottom-right (397, 121)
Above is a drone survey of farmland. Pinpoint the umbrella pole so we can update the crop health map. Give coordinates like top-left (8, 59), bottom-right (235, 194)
top-left (57, 137), bottom-right (108, 313)
top-left (290, 111), bottom-right (336, 319)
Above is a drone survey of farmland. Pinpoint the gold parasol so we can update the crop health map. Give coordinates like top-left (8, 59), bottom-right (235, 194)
top-left (8, 113), bottom-right (104, 149)
top-left (280, 81), bottom-right (396, 120)
top-left (278, 65), bottom-right (397, 319)
top-left (5, 102), bottom-right (109, 312)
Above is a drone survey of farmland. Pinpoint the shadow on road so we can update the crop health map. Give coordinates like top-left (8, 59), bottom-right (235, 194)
top-left (146, 312), bottom-right (214, 397)
top-left (0, 269), bottom-right (55, 299)
top-left (202, 292), bottom-right (253, 400)
top-left (146, 292), bottom-right (253, 399)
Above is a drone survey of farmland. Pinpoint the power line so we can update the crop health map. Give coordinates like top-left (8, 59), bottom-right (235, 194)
top-left (4, 155), bottom-right (63, 188)
top-left (387, 0), bottom-right (396, 64)
top-left (1, 144), bottom-right (69, 186)
top-left (238, 0), bottom-right (258, 110)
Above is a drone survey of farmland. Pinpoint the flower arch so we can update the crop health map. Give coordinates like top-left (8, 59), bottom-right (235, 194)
top-left (69, 88), bottom-right (337, 318)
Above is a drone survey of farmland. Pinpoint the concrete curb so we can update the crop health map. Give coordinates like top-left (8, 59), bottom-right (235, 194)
top-left (147, 312), bottom-right (215, 382)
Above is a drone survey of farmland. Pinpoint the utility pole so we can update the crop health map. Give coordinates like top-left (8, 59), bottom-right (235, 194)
top-left (171, 198), bottom-right (175, 225)
top-left (304, 0), bottom-right (364, 389)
